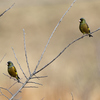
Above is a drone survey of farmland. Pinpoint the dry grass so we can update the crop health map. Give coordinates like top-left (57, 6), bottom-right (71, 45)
top-left (0, 0), bottom-right (100, 100)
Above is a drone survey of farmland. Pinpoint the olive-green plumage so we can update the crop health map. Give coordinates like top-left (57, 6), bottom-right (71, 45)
top-left (79, 18), bottom-right (93, 37)
top-left (7, 61), bottom-right (20, 82)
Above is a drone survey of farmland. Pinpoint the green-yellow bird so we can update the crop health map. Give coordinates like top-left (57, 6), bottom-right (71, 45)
top-left (79, 18), bottom-right (93, 37)
top-left (7, 61), bottom-right (20, 82)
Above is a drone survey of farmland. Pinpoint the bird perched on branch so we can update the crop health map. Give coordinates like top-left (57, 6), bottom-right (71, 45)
top-left (79, 18), bottom-right (93, 37)
top-left (7, 61), bottom-right (20, 82)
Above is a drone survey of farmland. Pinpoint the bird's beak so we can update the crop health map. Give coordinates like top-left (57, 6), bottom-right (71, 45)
top-left (6, 63), bottom-right (8, 66)
top-left (79, 19), bottom-right (81, 22)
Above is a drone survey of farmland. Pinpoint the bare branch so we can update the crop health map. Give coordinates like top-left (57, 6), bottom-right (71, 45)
top-left (23, 29), bottom-right (31, 75)
top-left (0, 87), bottom-right (13, 96)
top-left (0, 53), bottom-right (6, 63)
top-left (31, 76), bottom-right (48, 79)
top-left (24, 86), bottom-right (38, 88)
top-left (41, 97), bottom-right (45, 100)
top-left (90, 27), bottom-right (100, 35)
top-left (33, 0), bottom-right (77, 73)
top-left (0, 3), bottom-right (15, 17)
top-left (3, 73), bottom-right (15, 80)
top-left (12, 47), bottom-right (28, 79)
top-left (14, 97), bottom-right (22, 100)
top-left (71, 92), bottom-right (74, 100)
top-left (8, 82), bottom-right (18, 90)
top-left (34, 28), bottom-right (100, 75)
top-left (28, 81), bottom-right (43, 86)
top-left (0, 88), bottom-right (9, 100)
top-left (3, 73), bottom-right (23, 85)
top-left (23, 29), bottom-right (40, 80)
top-left (3, 73), bottom-right (10, 78)
top-left (18, 81), bottom-right (24, 85)
top-left (9, 77), bottom-right (32, 100)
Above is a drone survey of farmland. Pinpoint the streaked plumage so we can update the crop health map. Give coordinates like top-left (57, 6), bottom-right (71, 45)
top-left (79, 18), bottom-right (93, 37)
top-left (7, 61), bottom-right (20, 82)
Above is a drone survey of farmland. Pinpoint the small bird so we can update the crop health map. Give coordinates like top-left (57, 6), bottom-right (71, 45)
top-left (79, 18), bottom-right (93, 37)
top-left (7, 61), bottom-right (20, 82)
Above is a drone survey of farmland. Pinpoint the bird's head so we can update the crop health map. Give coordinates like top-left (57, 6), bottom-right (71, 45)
top-left (7, 61), bottom-right (14, 67)
top-left (79, 18), bottom-right (86, 23)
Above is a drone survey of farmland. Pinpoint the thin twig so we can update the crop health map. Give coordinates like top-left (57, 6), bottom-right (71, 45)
top-left (0, 88), bottom-right (9, 100)
top-left (23, 29), bottom-right (31, 75)
top-left (8, 82), bottom-right (18, 90)
top-left (9, 80), bottom-right (28, 100)
top-left (90, 27), bottom-right (100, 35)
top-left (71, 92), bottom-right (74, 100)
top-left (24, 86), bottom-right (38, 88)
top-left (31, 76), bottom-right (48, 79)
top-left (3, 73), bottom-right (23, 85)
top-left (18, 81), bottom-right (24, 85)
top-left (12, 47), bottom-right (28, 79)
top-left (3, 73), bottom-right (15, 80)
top-left (14, 97), bottom-right (22, 100)
top-left (23, 29), bottom-right (39, 80)
top-left (41, 97), bottom-right (45, 100)
top-left (0, 87), bottom-right (13, 96)
top-left (33, 0), bottom-right (77, 73)
top-left (28, 81), bottom-right (43, 86)
top-left (3, 73), bottom-right (20, 83)
top-left (0, 3), bottom-right (15, 17)
top-left (3, 73), bottom-right (10, 78)
top-left (33, 28), bottom-right (100, 75)
top-left (0, 53), bottom-right (6, 63)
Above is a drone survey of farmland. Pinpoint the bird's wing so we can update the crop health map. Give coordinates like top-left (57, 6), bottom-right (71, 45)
top-left (86, 23), bottom-right (90, 33)
top-left (82, 23), bottom-right (90, 33)
top-left (13, 66), bottom-right (17, 73)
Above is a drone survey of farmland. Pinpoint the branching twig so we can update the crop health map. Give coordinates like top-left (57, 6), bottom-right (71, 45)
top-left (33, 0), bottom-right (77, 73)
top-left (9, 1), bottom-right (100, 100)
top-left (23, 29), bottom-right (31, 75)
top-left (12, 47), bottom-right (28, 79)
top-left (0, 3), bottom-right (15, 17)
top-left (0, 88), bottom-right (9, 100)
top-left (33, 28), bottom-right (100, 75)
top-left (0, 87), bottom-right (13, 96)
top-left (9, 23), bottom-right (100, 100)
top-left (8, 0), bottom-right (100, 99)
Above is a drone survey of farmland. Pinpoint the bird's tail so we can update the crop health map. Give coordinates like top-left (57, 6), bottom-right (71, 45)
top-left (89, 34), bottom-right (93, 37)
top-left (16, 75), bottom-right (20, 83)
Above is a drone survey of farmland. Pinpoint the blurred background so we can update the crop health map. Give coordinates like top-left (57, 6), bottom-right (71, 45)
top-left (0, 0), bottom-right (100, 100)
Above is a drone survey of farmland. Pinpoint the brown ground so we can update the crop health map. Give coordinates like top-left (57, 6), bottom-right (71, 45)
top-left (0, 0), bottom-right (100, 100)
